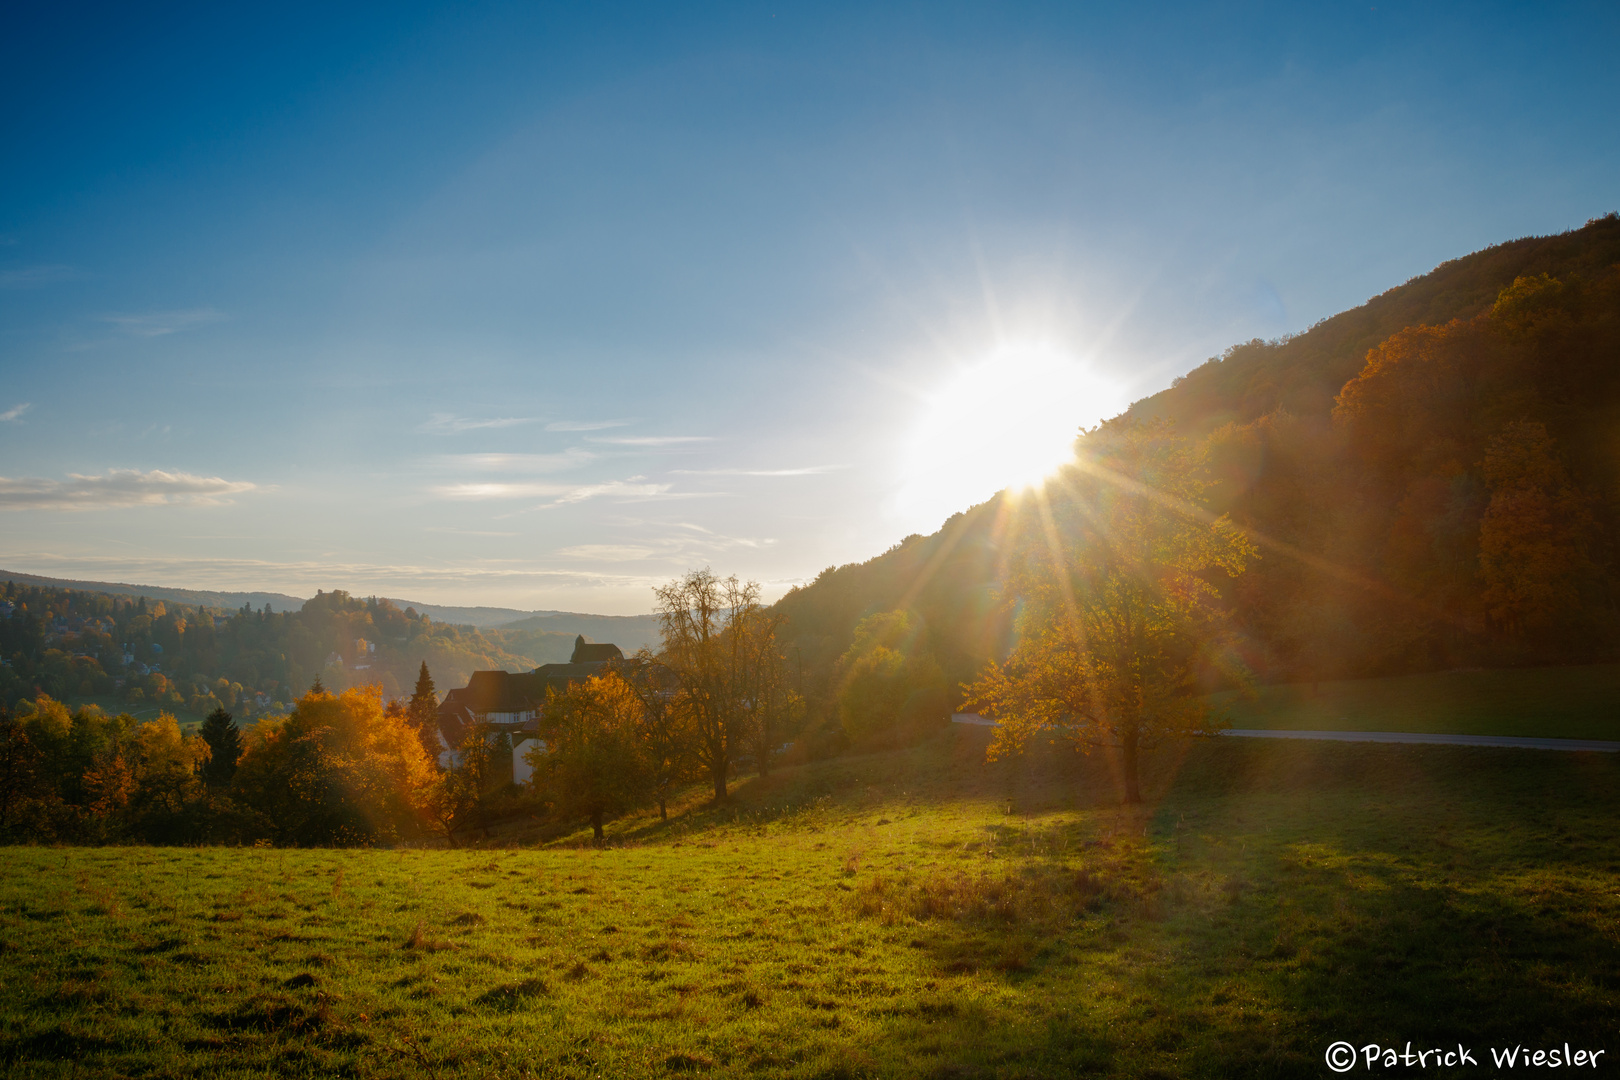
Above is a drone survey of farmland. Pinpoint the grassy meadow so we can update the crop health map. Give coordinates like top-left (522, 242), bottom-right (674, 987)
top-left (65, 696), bottom-right (210, 733)
top-left (1208, 662), bottom-right (1620, 741)
top-left (3, 726), bottom-right (1619, 1078)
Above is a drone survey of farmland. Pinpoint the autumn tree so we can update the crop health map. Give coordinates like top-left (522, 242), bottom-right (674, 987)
top-left (233, 686), bottom-right (435, 845)
top-left (126, 713), bottom-right (211, 838)
top-left (963, 421), bottom-right (1254, 803)
top-left (528, 674), bottom-right (647, 841)
top-left (0, 708), bottom-right (41, 831)
top-left (732, 604), bottom-right (802, 777)
top-left (654, 569), bottom-right (773, 802)
top-left (426, 718), bottom-right (499, 847)
top-left (612, 654), bottom-right (696, 819)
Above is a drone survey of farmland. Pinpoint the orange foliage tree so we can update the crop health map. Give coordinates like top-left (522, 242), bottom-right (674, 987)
top-left (233, 686), bottom-right (435, 844)
top-left (964, 421), bottom-right (1254, 803)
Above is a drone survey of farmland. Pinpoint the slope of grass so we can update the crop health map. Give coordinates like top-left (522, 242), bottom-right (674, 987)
top-left (65, 696), bottom-right (209, 732)
top-left (1208, 663), bottom-right (1620, 740)
top-left (3, 728), bottom-right (1617, 1078)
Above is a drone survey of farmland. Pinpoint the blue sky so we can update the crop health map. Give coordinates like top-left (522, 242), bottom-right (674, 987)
top-left (2, 1), bottom-right (1616, 613)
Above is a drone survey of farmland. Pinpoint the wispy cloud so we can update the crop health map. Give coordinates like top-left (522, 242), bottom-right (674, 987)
top-left (433, 475), bottom-right (718, 508)
top-left (419, 413), bottom-right (540, 434)
top-left (0, 469), bottom-right (257, 511)
top-left (671, 464), bottom-right (846, 477)
top-left (552, 478), bottom-right (673, 505)
top-left (669, 522), bottom-right (777, 549)
top-left (554, 544), bottom-right (664, 561)
top-left (587, 435), bottom-right (715, 447)
top-left (545, 419), bottom-right (632, 432)
top-left (439, 450), bottom-right (595, 472)
top-left (554, 527), bottom-right (776, 562)
top-left (100, 308), bottom-right (226, 337)
top-left (422, 527), bottom-right (518, 537)
top-left (0, 403), bottom-right (31, 423)
top-left (433, 481), bottom-right (569, 500)
top-left (0, 265), bottom-right (74, 289)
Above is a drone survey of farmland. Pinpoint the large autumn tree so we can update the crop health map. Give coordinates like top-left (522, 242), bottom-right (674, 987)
top-left (654, 569), bottom-right (778, 802)
top-left (232, 686), bottom-right (435, 844)
top-left (964, 420), bottom-right (1255, 803)
top-left (528, 673), bottom-right (647, 841)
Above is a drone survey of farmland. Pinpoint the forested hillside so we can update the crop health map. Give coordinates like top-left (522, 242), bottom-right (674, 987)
top-left (0, 570), bottom-right (306, 613)
top-left (774, 215), bottom-right (1620, 732)
top-left (0, 584), bottom-right (577, 719)
top-left (772, 504), bottom-right (1013, 738)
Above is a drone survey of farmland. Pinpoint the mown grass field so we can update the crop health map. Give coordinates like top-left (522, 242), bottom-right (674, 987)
top-left (3, 727), bottom-right (1618, 1078)
top-left (1209, 662), bottom-right (1620, 740)
top-left (66, 696), bottom-right (209, 733)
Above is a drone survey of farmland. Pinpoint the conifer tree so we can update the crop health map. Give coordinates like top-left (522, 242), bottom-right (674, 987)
top-left (198, 705), bottom-right (241, 787)
top-left (407, 662), bottom-right (440, 760)
top-left (309, 673), bottom-right (325, 694)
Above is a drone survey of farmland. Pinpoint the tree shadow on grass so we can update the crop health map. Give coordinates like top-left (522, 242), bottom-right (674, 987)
top-left (1152, 740), bottom-right (1619, 1075)
top-left (857, 738), bottom-right (1620, 1077)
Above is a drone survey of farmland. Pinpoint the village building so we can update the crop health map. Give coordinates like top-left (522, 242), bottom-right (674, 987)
top-left (435, 636), bottom-right (625, 784)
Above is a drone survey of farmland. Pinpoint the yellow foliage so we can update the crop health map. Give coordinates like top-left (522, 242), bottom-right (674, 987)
top-left (233, 685), bottom-right (436, 844)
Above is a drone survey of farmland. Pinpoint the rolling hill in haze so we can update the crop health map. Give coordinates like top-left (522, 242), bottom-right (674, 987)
top-left (773, 214), bottom-right (1620, 730)
top-left (0, 570), bottom-right (307, 614)
top-left (0, 570), bottom-right (660, 652)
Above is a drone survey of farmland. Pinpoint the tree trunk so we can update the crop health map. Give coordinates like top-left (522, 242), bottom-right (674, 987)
top-left (591, 809), bottom-right (604, 842)
top-left (658, 797), bottom-right (667, 821)
top-left (1121, 731), bottom-right (1142, 804)
top-left (712, 757), bottom-right (728, 802)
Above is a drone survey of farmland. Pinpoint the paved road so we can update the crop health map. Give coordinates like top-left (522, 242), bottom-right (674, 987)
top-left (1222, 729), bottom-right (1620, 752)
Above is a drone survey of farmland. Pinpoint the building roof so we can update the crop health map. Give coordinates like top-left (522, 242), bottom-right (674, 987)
top-left (436, 641), bottom-right (627, 750)
top-left (570, 635), bottom-right (623, 663)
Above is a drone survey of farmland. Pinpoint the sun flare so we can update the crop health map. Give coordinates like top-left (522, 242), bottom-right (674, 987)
top-left (895, 342), bottom-right (1124, 530)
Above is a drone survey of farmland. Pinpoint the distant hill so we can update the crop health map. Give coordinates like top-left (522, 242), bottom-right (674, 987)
top-left (492, 612), bottom-right (662, 654)
top-left (377, 601), bottom-right (659, 649)
top-left (0, 570), bottom-right (306, 613)
top-left (378, 601), bottom-right (537, 628)
top-left (0, 571), bottom-right (662, 654)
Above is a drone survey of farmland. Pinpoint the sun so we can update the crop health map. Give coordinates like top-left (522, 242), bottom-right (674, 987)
top-left (894, 342), bottom-right (1124, 530)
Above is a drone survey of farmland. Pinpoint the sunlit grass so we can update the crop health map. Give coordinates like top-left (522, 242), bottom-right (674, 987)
top-left (3, 728), bottom-right (1617, 1077)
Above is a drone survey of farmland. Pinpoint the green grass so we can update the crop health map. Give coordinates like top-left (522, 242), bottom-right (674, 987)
top-left (1209, 663), bottom-right (1620, 740)
top-left (66, 696), bottom-right (208, 732)
top-left (3, 728), bottom-right (1618, 1077)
